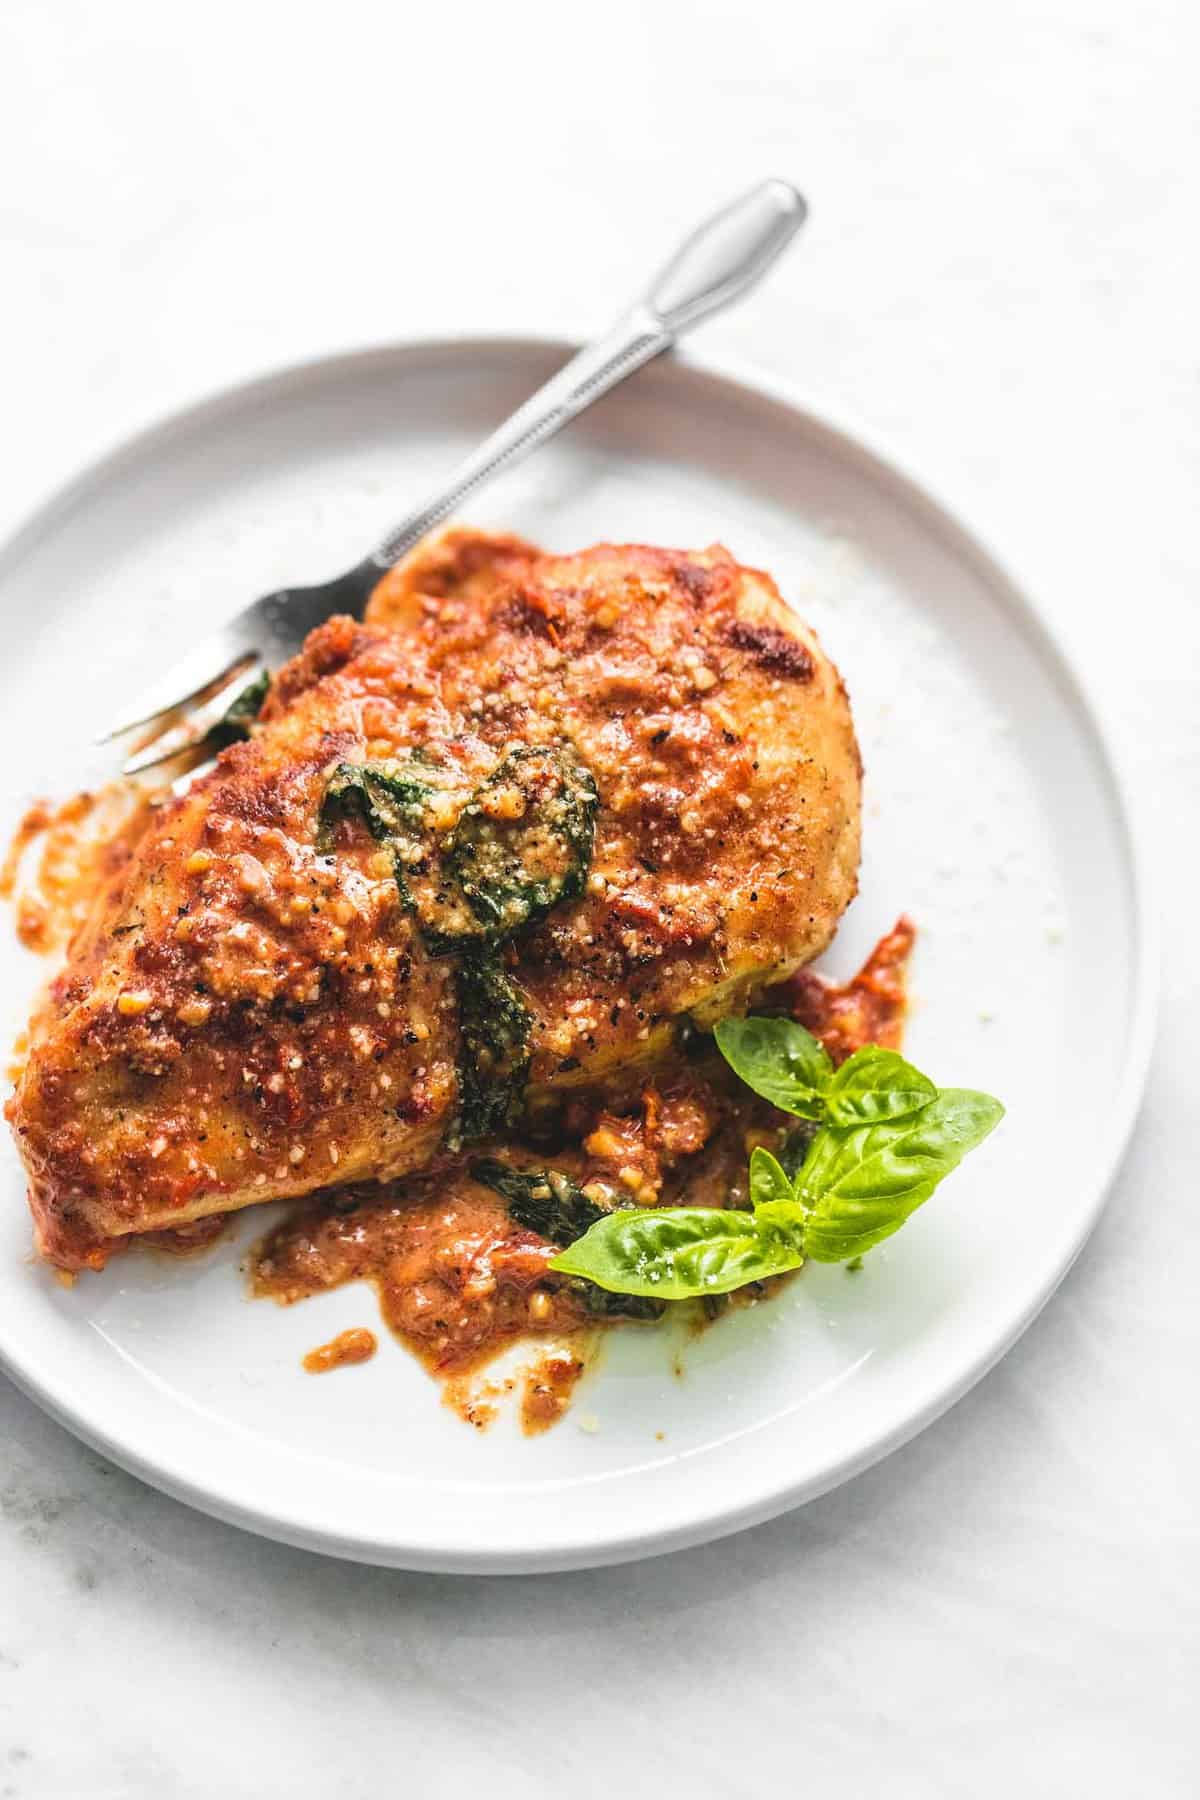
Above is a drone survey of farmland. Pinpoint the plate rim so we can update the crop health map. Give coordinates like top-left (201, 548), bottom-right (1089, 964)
top-left (0, 333), bottom-right (1159, 1572)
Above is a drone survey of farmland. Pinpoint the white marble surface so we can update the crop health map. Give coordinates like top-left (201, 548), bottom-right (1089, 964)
top-left (1, 2), bottom-right (1197, 1793)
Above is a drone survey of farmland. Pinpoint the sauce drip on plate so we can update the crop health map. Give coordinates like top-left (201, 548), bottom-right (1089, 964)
top-left (249, 916), bottom-right (914, 1431)
top-left (303, 1327), bottom-right (378, 1374)
top-left (2, 783), bottom-right (162, 955)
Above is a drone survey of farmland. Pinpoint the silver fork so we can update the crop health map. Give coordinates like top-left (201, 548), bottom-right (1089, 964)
top-left (107, 178), bottom-right (807, 778)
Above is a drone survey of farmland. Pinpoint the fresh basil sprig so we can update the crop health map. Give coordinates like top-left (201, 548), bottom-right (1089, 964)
top-left (548, 1022), bottom-right (1003, 1298)
top-left (713, 1018), bottom-right (937, 1126)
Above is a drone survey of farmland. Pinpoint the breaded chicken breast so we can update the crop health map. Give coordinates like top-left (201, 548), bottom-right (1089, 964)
top-left (8, 531), bottom-right (861, 1267)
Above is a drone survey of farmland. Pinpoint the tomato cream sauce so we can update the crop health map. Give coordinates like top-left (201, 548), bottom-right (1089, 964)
top-left (2, 783), bottom-right (162, 956)
top-left (250, 920), bottom-right (915, 1430)
top-left (785, 915), bottom-right (915, 1062)
top-left (520, 1351), bottom-right (588, 1434)
top-left (251, 1180), bottom-right (606, 1428)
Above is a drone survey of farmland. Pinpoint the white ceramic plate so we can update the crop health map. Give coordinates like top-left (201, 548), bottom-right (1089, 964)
top-left (0, 339), bottom-right (1154, 1572)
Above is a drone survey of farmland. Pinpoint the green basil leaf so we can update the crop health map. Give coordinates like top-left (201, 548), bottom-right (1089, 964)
top-left (549, 1203), bottom-right (808, 1300)
top-left (824, 1045), bottom-right (937, 1126)
top-left (797, 1088), bottom-right (1004, 1262)
top-left (749, 1145), bottom-right (796, 1207)
top-left (713, 1016), bottom-right (833, 1119)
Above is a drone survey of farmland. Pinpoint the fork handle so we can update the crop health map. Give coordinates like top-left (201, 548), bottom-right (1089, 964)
top-left (369, 179), bottom-right (806, 569)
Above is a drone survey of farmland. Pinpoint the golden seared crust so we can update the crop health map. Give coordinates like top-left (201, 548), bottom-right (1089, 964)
top-left (8, 530), bottom-right (861, 1266)
top-left (365, 526), bottom-right (539, 635)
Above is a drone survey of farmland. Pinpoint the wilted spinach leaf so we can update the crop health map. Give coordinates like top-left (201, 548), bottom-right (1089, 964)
top-left (444, 746), bottom-right (598, 941)
top-left (470, 1158), bottom-right (605, 1244)
top-left (451, 949), bottom-right (533, 1145)
top-left (320, 744), bottom-right (599, 1149)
